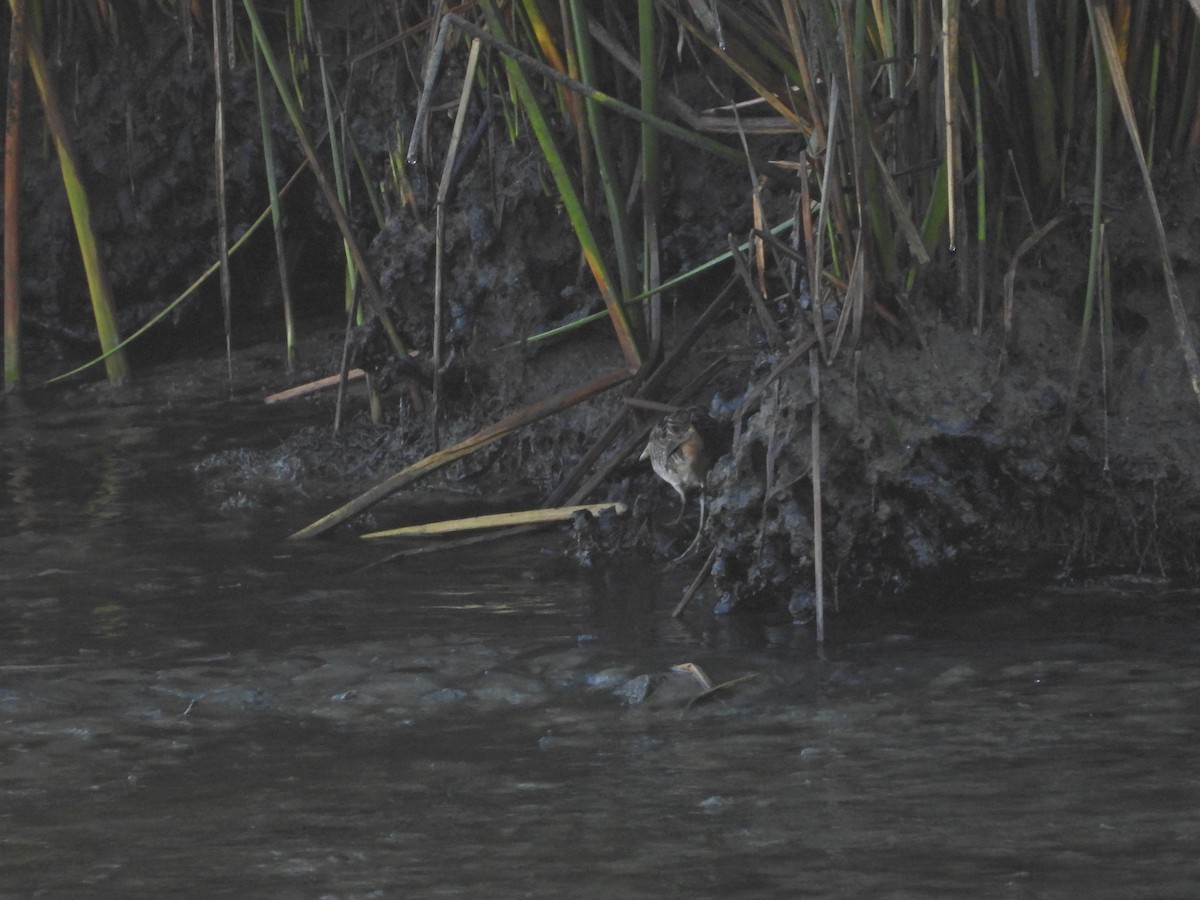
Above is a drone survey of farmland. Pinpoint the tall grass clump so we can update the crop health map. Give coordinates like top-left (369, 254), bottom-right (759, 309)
top-left (9, 1), bottom-right (1200, 412)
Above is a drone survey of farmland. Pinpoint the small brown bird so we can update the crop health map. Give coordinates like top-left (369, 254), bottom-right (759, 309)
top-left (640, 408), bottom-right (713, 558)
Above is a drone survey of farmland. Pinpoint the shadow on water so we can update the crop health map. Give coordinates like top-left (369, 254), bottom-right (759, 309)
top-left (2, 356), bottom-right (1199, 897)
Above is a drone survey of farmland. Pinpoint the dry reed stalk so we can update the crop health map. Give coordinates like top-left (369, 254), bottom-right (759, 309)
top-left (672, 545), bottom-right (717, 618)
top-left (361, 501), bottom-right (627, 539)
top-left (1000, 214), bottom-right (1067, 364)
top-left (291, 365), bottom-right (635, 539)
top-left (264, 369), bottom-right (367, 404)
top-left (1092, 4), bottom-right (1200, 416)
top-left (810, 348), bottom-right (824, 644)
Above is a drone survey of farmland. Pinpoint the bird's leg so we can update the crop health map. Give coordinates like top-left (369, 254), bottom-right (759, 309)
top-left (673, 492), bottom-right (706, 563)
top-left (671, 484), bottom-right (688, 524)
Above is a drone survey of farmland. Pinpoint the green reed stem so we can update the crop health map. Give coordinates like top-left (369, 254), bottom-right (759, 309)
top-left (253, 39), bottom-right (297, 371)
top-left (567, 0), bottom-right (635, 301)
top-left (414, 12), bottom-right (802, 193)
top-left (1069, 16), bottom-right (1107, 425)
top-left (1020, 3), bottom-right (1059, 194)
top-left (4, 0), bottom-right (25, 390)
top-left (17, 8), bottom-right (128, 383)
top-left (480, 0), bottom-right (641, 368)
top-left (317, 38), bottom-right (358, 316)
top-left (44, 162), bottom-right (310, 386)
top-left (502, 219), bottom-right (793, 349)
top-left (244, 0), bottom-right (409, 360)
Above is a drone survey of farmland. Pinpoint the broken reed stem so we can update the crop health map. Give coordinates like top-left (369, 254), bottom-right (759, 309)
top-left (361, 502), bottom-right (626, 539)
top-left (508, 225), bottom-right (790, 350)
top-left (728, 233), bottom-right (784, 350)
top-left (827, 238), bottom-right (865, 362)
top-left (1001, 214), bottom-right (1067, 355)
top-left (637, 277), bottom-right (739, 397)
top-left (544, 405), bottom-right (633, 508)
top-left (291, 365), bottom-right (635, 539)
top-left (264, 369), bottom-right (366, 404)
top-left (673, 545), bottom-right (718, 618)
top-left (333, 292), bottom-right (364, 433)
top-left (810, 349), bottom-right (824, 644)
top-left (734, 324), bottom-right (832, 424)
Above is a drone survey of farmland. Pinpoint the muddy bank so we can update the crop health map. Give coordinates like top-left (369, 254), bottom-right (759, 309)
top-left (200, 222), bottom-right (1200, 618)
top-left (11, 9), bottom-right (1200, 617)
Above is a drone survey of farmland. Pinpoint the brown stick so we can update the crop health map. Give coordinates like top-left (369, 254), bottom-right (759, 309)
top-left (1002, 214), bottom-right (1068, 348)
top-left (544, 405), bottom-right (633, 508)
top-left (672, 546), bottom-right (717, 618)
top-left (264, 369), bottom-right (366, 404)
top-left (734, 327), bottom-right (827, 423)
top-left (727, 233), bottom-right (784, 350)
top-left (290, 366), bottom-right (635, 539)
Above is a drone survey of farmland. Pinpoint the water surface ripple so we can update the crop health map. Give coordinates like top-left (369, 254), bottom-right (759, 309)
top-left (2, 373), bottom-right (1198, 897)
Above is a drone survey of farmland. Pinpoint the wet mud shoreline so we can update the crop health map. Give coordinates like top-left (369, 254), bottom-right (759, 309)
top-left (11, 9), bottom-right (1200, 617)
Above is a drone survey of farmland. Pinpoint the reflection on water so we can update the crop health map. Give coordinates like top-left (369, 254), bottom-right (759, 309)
top-left (2, 371), bottom-right (1199, 897)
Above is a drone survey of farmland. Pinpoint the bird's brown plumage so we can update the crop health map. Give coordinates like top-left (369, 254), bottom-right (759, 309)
top-left (641, 409), bottom-right (713, 558)
top-left (641, 410), bottom-right (710, 510)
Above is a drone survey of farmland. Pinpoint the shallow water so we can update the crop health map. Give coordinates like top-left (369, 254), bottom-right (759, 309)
top-left (2, 362), bottom-right (1199, 897)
